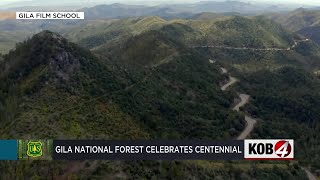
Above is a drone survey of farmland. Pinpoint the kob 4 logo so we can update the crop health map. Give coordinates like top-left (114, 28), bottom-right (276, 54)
top-left (275, 140), bottom-right (292, 158)
top-left (244, 139), bottom-right (294, 160)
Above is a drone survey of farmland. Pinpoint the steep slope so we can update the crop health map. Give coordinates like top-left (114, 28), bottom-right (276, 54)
top-left (267, 9), bottom-right (320, 45)
top-left (237, 66), bottom-right (320, 170)
top-left (0, 29), bottom-right (247, 144)
top-left (298, 26), bottom-right (320, 45)
top-left (65, 16), bottom-right (168, 49)
top-left (95, 30), bottom-right (181, 67)
top-left (0, 30), bottom-right (246, 179)
top-left (159, 22), bottom-right (203, 45)
top-left (0, 30), bottom-right (146, 139)
top-left (94, 29), bottom-right (246, 139)
top-left (0, 30), bottom-right (313, 179)
top-left (194, 17), bottom-right (320, 71)
top-left (267, 8), bottom-right (320, 32)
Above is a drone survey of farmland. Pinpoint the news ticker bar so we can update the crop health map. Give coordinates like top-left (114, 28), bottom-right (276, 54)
top-left (0, 140), bottom-right (294, 160)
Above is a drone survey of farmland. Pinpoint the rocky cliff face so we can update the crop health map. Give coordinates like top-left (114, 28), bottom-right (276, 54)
top-left (0, 31), bottom-right (85, 85)
top-left (49, 51), bottom-right (80, 82)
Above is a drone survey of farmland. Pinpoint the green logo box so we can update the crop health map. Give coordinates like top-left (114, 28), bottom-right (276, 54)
top-left (18, 140), bottom-right (53, 160)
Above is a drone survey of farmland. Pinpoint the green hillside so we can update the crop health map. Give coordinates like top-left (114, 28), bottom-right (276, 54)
top-left (93, 29), bottom-right (245, 139)
top-left (190, 12), bottom-right (226, 20)
top-left (0, 30), bottom-right (313, 179)
top-left (186, 16), bottom-right (293, 48)
top-left (0, 30), bottom-right (142, 139)
top-left (95, 30), bottom-right (181, 67)
top-left (66, 15), bottom-right (295, 50)
top-left (65, 17), bottom-right (167, 49)
top-left (267, 8), bottom-right (320, 32)
top-left (0, 30), bottom-right (259, 178)
top-left (298, 26), bottom-right (320, 45)
top-left (236, 66), bottom-right (320, 169)
top-left (266, 9), bottom-right (320, 46)
top-left (1, 13), bottom-right (319, 178)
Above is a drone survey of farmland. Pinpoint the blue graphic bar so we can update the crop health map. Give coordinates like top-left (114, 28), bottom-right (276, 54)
top-left (0, 140), bottom-right (18, 160)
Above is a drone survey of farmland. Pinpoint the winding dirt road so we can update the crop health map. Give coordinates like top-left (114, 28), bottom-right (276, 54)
top-left (233, 94), bottom-right (257, 140)
top-left (221, 76), bottom-right (238, 91)
top-left (302, 167), bottom-right (318, 180)
top-left (220, 67), bottom-right (238, 91)
top-left (220, 68), bottom-right (257, 139)
top-left (219, 66), bottom-right (317, 179)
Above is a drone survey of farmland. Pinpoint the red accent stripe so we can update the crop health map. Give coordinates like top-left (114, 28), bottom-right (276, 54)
top-left (245, 158), bottom-right (294, 160)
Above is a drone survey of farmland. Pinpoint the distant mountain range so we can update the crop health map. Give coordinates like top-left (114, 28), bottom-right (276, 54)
top-left (80, 2), bottom-right (307, 19)
top-left (1, 1), bottom-right (313, 17)
top-left (80, 3), bottom-right (188, 20)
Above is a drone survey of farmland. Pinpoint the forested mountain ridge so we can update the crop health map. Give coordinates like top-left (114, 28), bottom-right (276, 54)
top-left (0, 30), bottom-right (141, 139)
top-left (94, 30), bottom-right (182, 67)
top-left (266, 9), bottom-right (320, 45)
top-left (65, 15), bottom-right (296, 51)
top-left (65, 16), bottom-right (168, 49)
top-left (267, 8), bottom-right (320, 32)
top-left (190, 12), bottom-right (226, 20)
top-left (298, 26), bottom-right (320, 45)
top-left (92, 21), bottom-right (320, 175)
top-left (91, 29), bottom-right (245, 139)
top-left (0, 9), bottom-right (319, 178)
top-left (236, 66), bottom-right (320, 170)
top-left (0, 30), bottom-right (258, 178)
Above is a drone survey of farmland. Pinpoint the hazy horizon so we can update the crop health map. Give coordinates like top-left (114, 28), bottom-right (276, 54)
top-left (0, 0), bottom-right (319, 7)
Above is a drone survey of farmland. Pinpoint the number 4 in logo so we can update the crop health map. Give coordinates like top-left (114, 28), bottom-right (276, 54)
top-left (275, 140), bottom-right (292, 158)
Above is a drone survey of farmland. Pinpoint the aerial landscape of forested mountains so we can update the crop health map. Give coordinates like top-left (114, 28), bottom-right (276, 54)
top-left (0, 0), bottom-right (320, 179)
top-left (266, 8), bottom-right (320, 47)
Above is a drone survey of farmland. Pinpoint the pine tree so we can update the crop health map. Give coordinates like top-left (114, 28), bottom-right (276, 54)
top-left (33, 145), bottom-right (37, 153)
